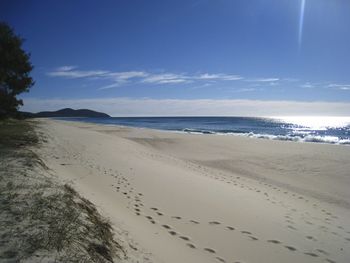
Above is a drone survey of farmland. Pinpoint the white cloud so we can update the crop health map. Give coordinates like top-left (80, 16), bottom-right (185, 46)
top-left (327, 84), bottom-right (350, 90)
top-left (107, 71), bottom-right (148, 81)
top-left (197, 73), bottom-right (219, 80)
top-left (246, 78), bottom-right (279, 82)
top-left (47, 67), bottom-right (147, 82)
top-left (235, 88), bottom-right (258, 92)
top-left (98, 83), bottom-right (122, 90)
top-left (142, 73), bottom-right (190, 84)
top-left (142, 72), bottom-right (242, 84)
top-left (197, 73), bottom-right (243, 81)
top-left (47, 69), bottom-right (109, 78)
top-left (55, 65), bottom-right (78, 71)
top-left (47, 66), bottom-right (245, 88)
top-left (255, 78), bottom-right (279, 82)
top-left (300, 82), bottom-right (314, 89)
top-left (48, 67), bottom-right (350, 94)
top-left (21, 98), bottom-right (350, 117)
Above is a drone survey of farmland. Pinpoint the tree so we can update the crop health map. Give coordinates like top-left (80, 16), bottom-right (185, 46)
top-left (0, 22), bottom-right (34, 118)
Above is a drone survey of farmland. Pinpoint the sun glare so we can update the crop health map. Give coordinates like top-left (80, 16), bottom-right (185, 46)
top-left (277, 116), bottom-right (350, 130)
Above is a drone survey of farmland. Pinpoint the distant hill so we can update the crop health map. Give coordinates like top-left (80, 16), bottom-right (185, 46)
top-left (21, 108), bottom-right (110, 118)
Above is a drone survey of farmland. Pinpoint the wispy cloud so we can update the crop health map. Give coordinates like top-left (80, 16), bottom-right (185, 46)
top-left (47, 67), bottom-right (147, 81)
top-left (300, 82), bottom-right (314, 89)
top-left (196, 73), bottom-right (243, 81)
top-left (235, 88), bottom-right (258, 92)
top-left (47, 67), bottom-right (151, 89)
top-left (47, 66), bottom-right (245, 89)
top-left (142, 73), bottom-right (190, 84)
top-left (327, 84), bottom-right (350, 90)
top-left (108, 71), bottom-right (149, 81)
top-left (47, 68), bottom-right (109, 78)
top-left (247, 78), bottom-right (280, 82)
top-left (50, 70), bottom-right (110, 78)
top-left (98, 83), bottom-right (122, 90)
top-left (298, 82), bottom-right (350, 91)
top-left (56, 65), bottom-right (78, 71)
top-left (141, 72), bottom-right (243, 84)
top-left (51, 67), bottom-right (342, 94)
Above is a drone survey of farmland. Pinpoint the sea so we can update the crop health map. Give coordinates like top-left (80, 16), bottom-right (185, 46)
top-left (58, 116), bottom-right (350, 145)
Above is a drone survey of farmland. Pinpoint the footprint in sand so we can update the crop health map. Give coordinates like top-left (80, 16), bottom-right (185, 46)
top-left (248, 236), bottom-right (258, 241)
top-left (306, 235), bottom-right (316, 241)
top-left (204, 248), bottom-right (216, 254)
top-left (285, 246), bottom-right (297, 251)
top-left (241, 231), bottom-right (252, 235)
top-left (267, 240), bottom-right (281, 244)
top-left (209, 221), bottom-right (221, 225)
top-left (319, 225), bottom-right (328, 230)
top-left (190, 220), bottom-right (200, 224)
top-left (316, 249), bottom-right (328, 255)
top-left (179, 236), bottom-right (190, 241)
top-left (216, 257), bottom-right (226, 262)
top-left (304, 252), bottom-right (319, 257)
top-left (187, 243), bottom-right (196, 249)
top-left (287, 225), bottom-right (297, 230)
top-left (162, 225), bottom-right (171, 229)
top-left (172, 216), bottom-right (182, 220)
top-left (151, 207), bottom-right (158, 211)
top-left (156, 212), bottom-right (163, 216)
top-left (168, 231), bottom-right (177, 236)
top-left (226, 226), bottom-right (235, 230)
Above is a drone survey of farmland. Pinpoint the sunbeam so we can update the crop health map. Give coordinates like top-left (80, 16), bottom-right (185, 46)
top-left (298, 0), bottom-right (306, 49)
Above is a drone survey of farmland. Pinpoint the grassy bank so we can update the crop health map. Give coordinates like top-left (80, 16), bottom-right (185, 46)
top-left (0, 119), bottom-right (125, 262)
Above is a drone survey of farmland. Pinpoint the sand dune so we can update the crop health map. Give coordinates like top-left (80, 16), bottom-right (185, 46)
top-left (38, 119), bottom-right (350, 263)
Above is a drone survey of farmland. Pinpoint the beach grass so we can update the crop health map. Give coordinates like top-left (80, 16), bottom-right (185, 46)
top-left (0, 119), bottom-right (124, 262)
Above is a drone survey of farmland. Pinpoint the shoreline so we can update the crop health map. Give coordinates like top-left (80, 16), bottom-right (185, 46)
top-left (37, 118), bottom-right (350, 263)
top-left (50, 117), bottom-right (350, 146)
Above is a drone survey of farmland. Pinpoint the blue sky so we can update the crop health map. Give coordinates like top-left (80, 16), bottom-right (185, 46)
top-left (1, 0), bottom-right (350, 116)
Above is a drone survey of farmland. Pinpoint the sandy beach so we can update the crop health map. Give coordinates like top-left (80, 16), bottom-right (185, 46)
top-left (37, 119), bottom-right (350, 263)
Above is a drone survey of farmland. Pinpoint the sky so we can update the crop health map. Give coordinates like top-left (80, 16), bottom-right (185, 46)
top-left (1, 0), bottom-right (350, 116)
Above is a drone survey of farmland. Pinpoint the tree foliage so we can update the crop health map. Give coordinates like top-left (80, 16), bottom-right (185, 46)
top-left (0, 22), bottom-right (34, 118)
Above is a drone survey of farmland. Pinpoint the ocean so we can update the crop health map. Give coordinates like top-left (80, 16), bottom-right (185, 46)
top-left (58, 116), bottom-right (350, 145)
